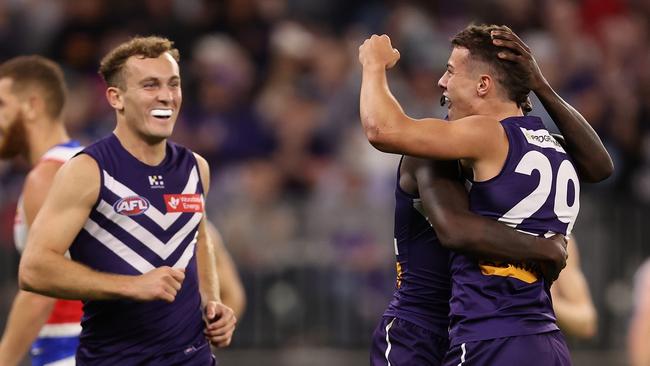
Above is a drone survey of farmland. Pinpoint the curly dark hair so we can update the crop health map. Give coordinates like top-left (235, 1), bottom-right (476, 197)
top-left (99, 36), bottom-right (180, 89)
top-left (451, 24), bottom-right (530, 107)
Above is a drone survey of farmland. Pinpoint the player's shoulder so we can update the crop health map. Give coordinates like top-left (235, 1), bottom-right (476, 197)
top-left (57, 153), bottom-right (101, 183)
top-left (192, 152), bottom-right (209, 169)
top-left (23, 160), bottom-right (65, 196)
top-left (43, 153), bottom-right (101, 205)
top-left (192, 152), bottom-right (210, 188)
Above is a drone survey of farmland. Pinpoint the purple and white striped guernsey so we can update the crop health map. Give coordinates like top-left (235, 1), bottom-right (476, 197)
top-left (69, 134), bottom-right (213, 365)
top-left (448, 115), bottom-right (580, 347)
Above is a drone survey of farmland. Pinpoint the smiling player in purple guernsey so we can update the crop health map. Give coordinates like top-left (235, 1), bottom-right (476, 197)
top-left (360, 24), bottom-right (612, 365)
top-left (19, 37), bottom-right (236, 365)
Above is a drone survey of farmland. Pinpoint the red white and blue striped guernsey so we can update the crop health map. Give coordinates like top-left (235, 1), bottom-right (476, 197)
top-left (14, 140), bottom-right (84, 366)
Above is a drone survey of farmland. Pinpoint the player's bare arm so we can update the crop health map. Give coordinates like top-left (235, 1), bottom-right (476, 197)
top-left (0, 291), bottom-right (55, 366)
top-left (19, 154), bottom-right (185, 302)
top-left (193, 153), bottom-right (220, 304)
top-left (410, 157), bottom-right (568, 282)
top-left (492, 29), bottom-right (613, 182)
top-left (358, 34), bottom-right (508, 167)
top-left (551, 237), bottom-right (597, 338)
top-left (0, 161), bottom-right (61, 366)
top-left (208, 220), bottom-right (246, 318)
top-left (194, 152), bottom-right (237, 347)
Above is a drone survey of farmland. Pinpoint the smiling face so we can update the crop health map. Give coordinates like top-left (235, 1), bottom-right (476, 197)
top-left (0, 78), bottom-right (28, 159)
top-left (111, 52), bottom-right (182, 144)
top-left (437, 47), bottom-right (482, 121)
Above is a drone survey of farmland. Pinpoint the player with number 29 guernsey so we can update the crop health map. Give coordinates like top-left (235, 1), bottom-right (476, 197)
top-left (447, 115), bottom-right (579, 358)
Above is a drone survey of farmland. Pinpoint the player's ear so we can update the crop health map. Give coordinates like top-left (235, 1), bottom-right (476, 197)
top-left (106, 86), bottom-right (124, 111)
top-left (20, 92), bottom-right (40, 122)
top-left (477, 74), bottom-right (491, 97)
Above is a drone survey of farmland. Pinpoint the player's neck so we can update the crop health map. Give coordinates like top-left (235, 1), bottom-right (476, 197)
top-left (478, 98), bottom-right (524, 122)
top-left (113, 126), bottom-right (167, 166)
top-left (27, 119), bottom-right (69, 166)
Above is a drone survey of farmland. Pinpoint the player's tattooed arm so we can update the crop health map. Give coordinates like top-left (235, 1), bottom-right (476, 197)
top-left (492, 29), bottom-right (613, 183)
top-left (409, 157), bottom-right (567, 282)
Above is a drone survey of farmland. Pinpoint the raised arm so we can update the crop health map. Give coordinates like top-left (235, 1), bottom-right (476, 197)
top-left (407, 157), bottom-right (567, 281)
top-left (358, 34), bottom-right (505, 161)
top-left (19, 154), bottom-right (184, 302)
top-left (492, 29), bottom-right (613, 182)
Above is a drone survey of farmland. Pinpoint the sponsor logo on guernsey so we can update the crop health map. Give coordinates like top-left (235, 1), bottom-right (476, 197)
top-left (164, 194), bottom-right (203, 213)
top-left (520, 127), bottom-right (566, 153)
top-left (148, 175), bottom-right (165, 189)
top-left (113, 196), bottom-right (151, 216)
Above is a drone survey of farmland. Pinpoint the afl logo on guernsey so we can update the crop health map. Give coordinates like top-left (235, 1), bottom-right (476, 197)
top-left (113, 196), bottom-right (150, 216)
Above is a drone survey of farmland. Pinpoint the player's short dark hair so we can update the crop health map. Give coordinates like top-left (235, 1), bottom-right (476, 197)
top-left (0, 55), bottom-right (67, 119)
top-left (452, 24), bottom-right (530, 107)
top-left (99, 36), bottom-right (180, 89)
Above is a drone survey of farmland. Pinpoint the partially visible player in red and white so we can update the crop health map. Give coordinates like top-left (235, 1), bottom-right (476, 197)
top-left (0, 56), bottom-right (83, 366)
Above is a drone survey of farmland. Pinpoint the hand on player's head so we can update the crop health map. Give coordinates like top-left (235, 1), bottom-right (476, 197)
top-left (203, 301), bottom-right (237, 347)
top-left (490, 29), bottom-right (547, 92)
top-left (359, 34), bottom-right (401, 70)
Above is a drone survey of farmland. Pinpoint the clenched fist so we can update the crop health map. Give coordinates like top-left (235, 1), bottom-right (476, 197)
top-left (129, 266), bottom-right (185, 303)
top-left (358, 34), bottom-right (401, 70)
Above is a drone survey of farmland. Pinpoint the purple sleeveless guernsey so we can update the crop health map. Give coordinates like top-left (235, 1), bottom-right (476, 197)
top-left (382, 157), bottom-right (452, 336)
top-left (448, 116), bottom-right (580, 346)
top-left (69, 134), bottom-right (212, 365)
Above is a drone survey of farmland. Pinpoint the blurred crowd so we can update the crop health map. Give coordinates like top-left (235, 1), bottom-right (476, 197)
top-left (1, 0), bottom-right (649, 353)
